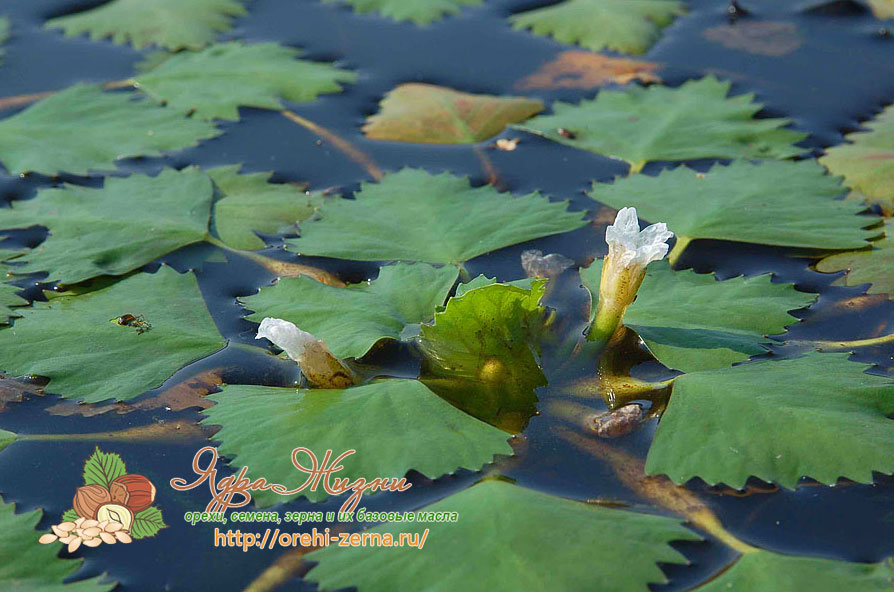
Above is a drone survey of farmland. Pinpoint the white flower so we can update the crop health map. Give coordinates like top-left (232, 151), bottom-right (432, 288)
top-left (256, 318), bottom-right (317, 363)
top-left (604, 207), bottom-right (674, 269)
top-left (256, 318), bottom-right (355, 388)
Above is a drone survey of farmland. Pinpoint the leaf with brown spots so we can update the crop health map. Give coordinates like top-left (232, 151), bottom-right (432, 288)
top-left (0, 375), bottom-right (44, 414)
top-left (516, 51), bottom-right (660, 91)
top-left (363, 83), bottom-right (543, 144)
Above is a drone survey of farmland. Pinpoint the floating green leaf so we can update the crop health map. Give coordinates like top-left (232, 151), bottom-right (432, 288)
top-left (209, 165), bottom-right (319, 251)
top-left (45, 0), bottom-right (249, 50)
top-left (82, 446), bottom-right (126, 490)
top-left (321, 0), bottom-right (482, 25)
top-left (134, 42), bottom-right (357, 121)
top-left (363, 83), bottom-right (543, 143)
top-left (581, 260), bottom-right (817, 371)
top-left (514, 76), bottom-right (806, 172)
top-left (819, 103), bottom-right (894, 215)
top-left (0, 84), bottom-right (221, 176)
top-left (588, 160), bottom-right (878, 262)
top-left (0, 428), bottom-right (15, 453)
top-left (700, 551), bottom-right (894, 592)
top-left (204, 380), bottom-right (512, 506)
top-left (0, 496), bottom-right (114, 591)
top-left (131, 507), bottom-right (168, 540)
top-left (455, 274), bottom-right (535, 297)
top-left (0, 267), bottom-right (225, 402)
top-left (419, 282), bottom-right (548, 432)
top-left (0, 250), bottom-right (27, 323)
top-left (509, 0), bottom-right (686, 55)
top-left (2, 168), bottom-right (213, 285)
top-left (306, 479), bottom-right (699, 592)
top-left (242, 263), bottom-right (458, 358)
top-left (817, 220), bottom-right (894, 299)
top-left (646, 353), bottom-right (894, 488)
top-left (286, 169), bottom-right (587, 265)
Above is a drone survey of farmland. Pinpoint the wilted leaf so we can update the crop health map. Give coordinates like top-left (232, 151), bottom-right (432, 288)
top-left (321, 0), bottom-right (482, 25)
top-left (209, 165), bottom-right (319, 251)
top-left (817, 219), bottom-right (894, 299)
top-left (45, 0), bottom-right (249, 50)
top-left (306, 480), bottom-right (699, 592)
top-left (820, 103), bottom-right (894, 215)
top-left (134, 42), bottom-right (356, 121)
top-left (703, 21), bottom-right (802, 57)
top-left (0, 496), bottom-right (115, 591)
top-left (286, 168), bottom-right (587, 264)
top-left (0, 84), bottom-right (221, 176)
top-left (0, 267), bottom-right (225, 402)
top-left (588, 160), bottom-right (878, 261)
top-left (509, 0), bottom-right (686, 55)
top-left (516, 51), bottom-right (660, 91)
top-left (514, 76), bottom-right (806, 172)
top-left (203, 380), bottom-right (512, 506)
top-left (419, 282), bottom-right (548, 432)
top-left (2, 168), bottom-right (213, 285)
top-left (581, 260), bottom-right (816, 371)
top-left (699, 551), bottom-right (894, 592)
top-left (363, 83), bottom-right (543, 144)
top-left (646, 353), bottom-right (894, 488)
top-left (242, 263), bottom-right (458, 359)
top-left (0, 374), bottom-right (43, 413)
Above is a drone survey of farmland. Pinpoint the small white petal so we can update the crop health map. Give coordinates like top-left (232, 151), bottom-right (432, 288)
top-left (605, 207), bottom-right (674, 268)
top-left (256, 318), bottom-right (318, 363)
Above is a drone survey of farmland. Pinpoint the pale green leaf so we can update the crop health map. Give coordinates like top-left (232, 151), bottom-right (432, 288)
top-left (285, 168), bottom-right (587, 265)
top-left (363, 83), bottom-right (543, 143)
top-left (455, 274), bottom-right (535, 297)
top-left (817, 219), bottom-right (894, 299)
top-left (0, 496), bottom-right (115, 591)
top-left (134, 42), bottom-right (356, 121)
top-left (0, 84), bottom-right (221, 176)
top-left (0, 267), bottom-right (225, 402)
top-left (1, 168), bottom-right (213, 285)
top-left (82, 446), bottom-right (126, 490)
top-left (0, 428), bottom-right (15, 453)
top-left (306, 480), bottom-right (699, 592)
top-left (321, 0), bottom-right (482, 25)
top-left (514, 76), bottom-right (806, 172)
top-left (45, 0), bottom-right (250, 50)
top-left (203, 380), bottom-right (512, 506)
top-left (588, 160), bottom-right (878, 261)
top-left (646, 352), bottom-right (894, 488)
top-left (242, 263), bottom-right (458, 358)
top-left (699, 551), bottom-right (894, 592)
top-left (509, 0), bottom-right (686, 55)
top-left (581, 260), bottom-right (817, 371)
top-left (819, 103), bottom-right (894, 215)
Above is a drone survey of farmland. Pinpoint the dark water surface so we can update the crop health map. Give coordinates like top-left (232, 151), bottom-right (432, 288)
top-left (0, 0), bottom-right (893, 590)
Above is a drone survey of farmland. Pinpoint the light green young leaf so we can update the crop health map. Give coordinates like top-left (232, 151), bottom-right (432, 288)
top-left (0, 496), bottom-right (115, 591)
top-left (130, 507), bottom-right (168, 539)
top-left (82, 446), bottom-right (127, 490)
top-left (646, 353), bottom-right (894, 488)
top-left (699, 551), bottom-right (894, 592)
top-left (0, 428), bottom-right (15, 453)
top-left (817, 219), bottom-right (894, 299)
top-left (242, 263), bottom-right (458, 359)
top-left (514, 76), bottom-right (806, 172)
top-left (2, 168), bottom-right (213, 285)
top-left (209, 165), bottom-right (319, 251)
top-left (286, 168), bottom-right (587, 265)
top-left (45, 0), bottom-right (249, 50)
top-left (306, 479), bottom-right (699, 592)
top-left (0, 84), bottom-right (221, 176)
top-left (819, 103), bottom-right (894, 215)
top-left (0, 267), bottom-right (225, 402)
top-left (134, 42), bottom-right (357, 121)
top-left (580, 260), bottom-right (817, 371)
top-left (321, 0), bottom-right (482, 24)
top-left (588, 160), bottom-right (878, 262)
top-left (363, 83), bottom-right (543, 143)
top-left (509, 0), bottom-right (686, 55)
top-left (203, 380), bottom-right (512, 506)
top-left (419, 282), bottom-right (548, 432)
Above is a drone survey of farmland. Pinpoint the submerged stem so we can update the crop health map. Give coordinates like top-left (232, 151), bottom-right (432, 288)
top-left (280, 109), bottom-right (384, 182)
top-left (206, 237), bottom-right (346, 287)
top-left (0, 79), bottom-right (136, 110)
top-left (798, 332), bottom-right (894, 350)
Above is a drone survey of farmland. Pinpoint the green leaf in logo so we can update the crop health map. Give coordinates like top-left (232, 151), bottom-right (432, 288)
top-left (82, 446), bottom-right (127, 490)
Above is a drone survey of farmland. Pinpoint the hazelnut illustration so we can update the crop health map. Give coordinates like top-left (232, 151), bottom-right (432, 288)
top-left (73, 484), bottom-right (111, 519)
top-left (110, 474), bottom-right (156, 514)
top-left (95, 503), bottom-right (134, 532)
